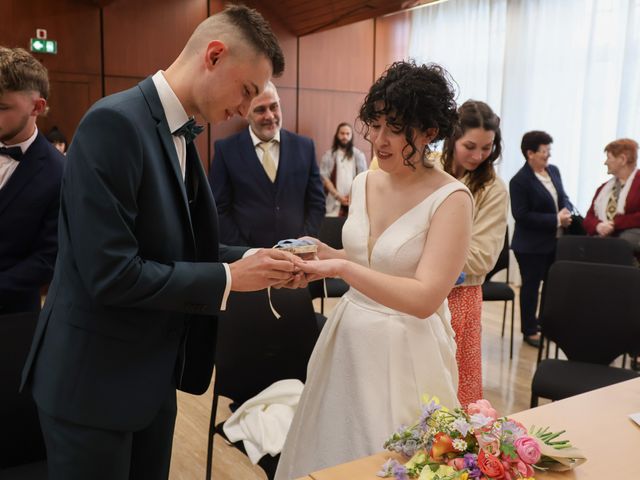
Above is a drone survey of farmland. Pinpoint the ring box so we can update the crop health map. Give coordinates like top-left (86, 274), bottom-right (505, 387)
top-left (273, 238), bottom-right (318, 255)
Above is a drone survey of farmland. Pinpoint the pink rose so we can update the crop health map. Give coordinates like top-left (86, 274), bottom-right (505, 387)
top-left (467, 399), bottom-right (498, 422)
top-left (515, 460), bottom-right (534, 477)
top-left (514, 436), bottom-right (541, 464)
top-left (500, 462), bottom-right (514, 480)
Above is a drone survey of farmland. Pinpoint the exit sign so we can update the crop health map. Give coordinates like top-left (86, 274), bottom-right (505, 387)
top-left (30, 38), bottom-right (57, 54)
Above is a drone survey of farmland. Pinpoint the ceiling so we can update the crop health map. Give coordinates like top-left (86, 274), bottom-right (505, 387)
top-left (263, 0), bottom-right (432, 36)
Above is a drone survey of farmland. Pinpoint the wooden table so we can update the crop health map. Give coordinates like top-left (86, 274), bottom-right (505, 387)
top-left (297, 378), bottom-right (640, 479)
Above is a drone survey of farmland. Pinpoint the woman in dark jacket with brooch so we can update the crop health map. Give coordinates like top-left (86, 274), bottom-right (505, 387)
top-left (510, 131), bottom-right (574, 347)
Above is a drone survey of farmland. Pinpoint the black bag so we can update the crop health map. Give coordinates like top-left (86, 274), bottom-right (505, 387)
top-left (564, 208), bottom-right (586, 236)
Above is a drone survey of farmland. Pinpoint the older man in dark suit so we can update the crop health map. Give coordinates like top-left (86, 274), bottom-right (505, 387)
top-left (209, 81), bottom-right (325, 248)
top-left (0, 47), bottom-right (64, 315)
top-left (20, 6), bottom-right (305, 480)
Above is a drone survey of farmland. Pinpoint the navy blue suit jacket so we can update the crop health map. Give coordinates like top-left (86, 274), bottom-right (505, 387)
top-left (209, 128), bottom-right (325, 248)
top-left (510, 163), bottom-right (572, 254)
top-left (0, 132), bottom-right (63, 314)
top-left (21, 77), bottom-right (247, 432)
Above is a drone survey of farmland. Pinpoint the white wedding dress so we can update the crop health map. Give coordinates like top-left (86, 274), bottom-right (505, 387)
top-left (275, 171), bottom-right (465, 480)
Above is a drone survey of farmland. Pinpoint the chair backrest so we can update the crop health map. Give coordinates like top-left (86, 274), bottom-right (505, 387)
top-left (214, 288), bottom-right (320, 405)
top-left (318, 216), bottom-right (346, 250)
top-left (484, 229), bottom-right (510, 282)
top-left (555, 236), bottom-right (635, 266)
top-left (540, 261), bottom-right (640, 364)
top-left (0, 312), bottom-right (46, 468)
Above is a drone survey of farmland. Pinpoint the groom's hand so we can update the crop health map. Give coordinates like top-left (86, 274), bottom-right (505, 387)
top-left (229, 249), bottom-right (297, 292)
top-left (272, 270), bottom-right (309, 290)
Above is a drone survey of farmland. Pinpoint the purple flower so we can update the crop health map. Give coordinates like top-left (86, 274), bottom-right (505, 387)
top-left (419, 400), bottom-right (441, 429)
top-left (377, 458), bottom-right (395, 477)
top-left (453, 417), bottom-right (471, 436)
top-left (501, 419), bottom-right (526, 441)
top-left (469, 413), bottom-right (493, 430)
top-left (463, 453), bottom-right (482, 479)
top-left (391, 463), bottom-right (409, 480)
top-left (376, 459), bottom-right (409, 480)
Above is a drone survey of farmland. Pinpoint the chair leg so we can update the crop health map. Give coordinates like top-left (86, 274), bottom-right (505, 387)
top-left (544, 338), bottom-right (550, 359)
top-left (501, 301), bottom-right (507, 337)
top-left (509, 300), bottom-right (515, 359)
top-left (530, 394), bottom-right (539, 409)
top-left (206, 393), bottom-right (220, 480)
top-left (320, 297), bottom-right (325, 315)
top-left (536, 334), bottom-right (544, 365)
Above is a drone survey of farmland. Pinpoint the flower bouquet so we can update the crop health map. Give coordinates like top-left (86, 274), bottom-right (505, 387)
top-left (378, 396), bottom-right (585, 480)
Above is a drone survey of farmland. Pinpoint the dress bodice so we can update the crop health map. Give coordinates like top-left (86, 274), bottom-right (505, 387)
top-left (343, 171), bottom-right (469, 279)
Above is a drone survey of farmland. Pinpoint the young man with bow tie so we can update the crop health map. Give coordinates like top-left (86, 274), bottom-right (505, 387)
top-left (0, 47), bottom-right (64, 315)
top-left (21, 5), bottom-right (303, 480)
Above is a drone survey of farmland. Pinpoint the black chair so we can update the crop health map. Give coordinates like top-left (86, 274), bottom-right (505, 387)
top-left (553, 235), bottom-right (637, 365)
top-left (481, 230), bottom-right (516, 358)
top-left (530, 261), bottom-right (640, 408)
top-left (308, 216), bottom-right (349, 314)
top-left (0, 312), bottom-right (47, 479)
top-left (205, 288), bottom-right (321, 480)
top-left (555, 235), bottom-right (635, 266)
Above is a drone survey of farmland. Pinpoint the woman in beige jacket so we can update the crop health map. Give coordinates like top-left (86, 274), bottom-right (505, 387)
top-left (441, 100), bottom-right (509, 406)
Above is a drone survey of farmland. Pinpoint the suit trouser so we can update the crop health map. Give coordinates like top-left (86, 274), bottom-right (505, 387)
top-left (514, 251), bottom-right (555, 336)
top-left (37, 386), bottom-right (177, 480)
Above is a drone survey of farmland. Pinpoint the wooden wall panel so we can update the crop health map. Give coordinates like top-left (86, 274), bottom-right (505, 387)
top-left (277, 86), bottom-right (297, 133)
top-left (299, 19), bottom-right (374, 92)
top-left (37, 72), bottom-right (102, 146)
top-left (0, 0), bottom-right (101, 75)
top-left (209, 0), bottom-right (299, 169)
top-left (104, 76), bottom-right (143, 96)
top-left (102, 0), bottom-right (207, 78)
top-left (297, 20), bottom-right (376, 165)
top-left (374, 11), bottom-right (411, 78)
top-left (298, 90), bottom-right (371, 164)
top-left (246, 1), bottom-right (299, 90)
top-left (0, 0), bottom-right (102, 143)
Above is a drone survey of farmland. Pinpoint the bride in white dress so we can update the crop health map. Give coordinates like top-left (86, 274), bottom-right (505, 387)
top-left (275, 61), bottom-right (473, 480)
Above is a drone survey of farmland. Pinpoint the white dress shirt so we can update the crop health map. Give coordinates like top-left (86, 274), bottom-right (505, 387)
top-left (151, 71), bottom-right (232, 310)
top-left (0, 126), bottom-right (38, 190)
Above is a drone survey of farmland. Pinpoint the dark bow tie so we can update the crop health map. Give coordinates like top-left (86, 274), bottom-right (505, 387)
top-left (0, 146), bottom-right (23, 161)
top-left (173, 117), bottom-right (204, 144)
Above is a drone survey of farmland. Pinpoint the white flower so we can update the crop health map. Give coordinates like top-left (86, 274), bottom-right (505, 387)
top-left (452, 439), bottom-right (468, 451)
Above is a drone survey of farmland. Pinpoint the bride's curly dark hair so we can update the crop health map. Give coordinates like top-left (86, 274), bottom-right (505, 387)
top-left (358, 60), bottom-right (458, 169)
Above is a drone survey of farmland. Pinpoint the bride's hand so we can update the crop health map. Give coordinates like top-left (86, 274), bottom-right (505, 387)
top-left (298, 236), bottom-right (331, 260)
top-left (293, 258), bottom-right (344, 282)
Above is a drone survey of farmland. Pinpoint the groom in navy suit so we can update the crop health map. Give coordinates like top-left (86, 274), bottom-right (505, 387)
top-left (0, 47), bottom-right (64, 315)
top-left (20, 6), bottom-right (306, 480)
top-left (209, 81), bottom-right (325, 248)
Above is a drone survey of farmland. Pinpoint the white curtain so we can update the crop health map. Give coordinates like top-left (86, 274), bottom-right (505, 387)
top-left (409, 0), bottom-right (640, 212)
top-left (409, 0), bottom-right (507, 110)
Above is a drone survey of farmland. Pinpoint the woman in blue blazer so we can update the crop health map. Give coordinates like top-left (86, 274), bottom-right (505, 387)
top-left (509, 131), bottom-right (573, 347)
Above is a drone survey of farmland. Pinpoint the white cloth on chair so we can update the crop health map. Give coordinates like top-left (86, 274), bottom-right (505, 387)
top-left (222, 379), bottom-right (304, 464)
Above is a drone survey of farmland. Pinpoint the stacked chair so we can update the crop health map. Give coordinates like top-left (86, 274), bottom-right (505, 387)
top-left (530, 261), bottom-right (640, 408)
